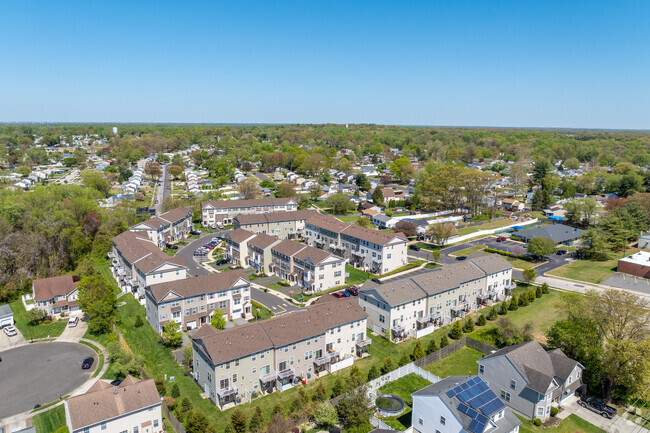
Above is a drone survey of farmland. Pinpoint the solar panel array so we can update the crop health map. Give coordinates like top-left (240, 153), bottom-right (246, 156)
top-left (445, 377), bottom-right (505, 433)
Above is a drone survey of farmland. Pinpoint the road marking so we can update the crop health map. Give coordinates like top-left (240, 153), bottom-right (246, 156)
top-left (276, 304), bottom-right (286, 312)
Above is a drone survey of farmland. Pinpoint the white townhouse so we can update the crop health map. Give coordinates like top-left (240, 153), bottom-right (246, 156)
top-left (224, 229), bottom-right (258, 267)
top-left (304, 214), bottom-right (408, 274)
top-left (32, 275), bottom-right (80, 316)
top-left (65, 376), bottom-right (162, 433)
top-left (145, 270), bottom-right (252, 333)
top-left (247, 233), bottom-right (282, 275)
top-left (201, 198), bottom-right (297, 227)
top-left (130, 206), bottom-right (193, 248)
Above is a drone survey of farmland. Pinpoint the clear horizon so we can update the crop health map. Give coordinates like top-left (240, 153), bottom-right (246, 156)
top-left (2, 1), bottom-right (649, 129)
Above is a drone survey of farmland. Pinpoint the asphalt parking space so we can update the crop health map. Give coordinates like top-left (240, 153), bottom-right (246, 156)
top-left (0, 342), bottom-right (95, 419)
top-left (0, 325), bottom-right (26, 350)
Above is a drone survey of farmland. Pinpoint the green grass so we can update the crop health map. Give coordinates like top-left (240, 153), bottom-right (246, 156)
top-left (457, 219), bottom-right (514, 236)
top-left (377, 373), bottom-right (432, 430)
top-left (346, 264), bottom-right (376, 285)
top-left (415, 242), bottom-right (444, 251)
top-left (503, 255), bottom-right (538, 270)
top-left (9, 300), bottom-right (66, 340)
top-left (517, 414), bottom-right (605, 433)
top-left (424, 262), bottom-right (442, 270)
top-left (32, 405), bottom-right (69, 433)
top-left (31, 395), bottom-right (69, 413)
top-left (547, 248), bottom-right (639, 284)
top-left (424, 346), bottom-right (482, 377)
top-left (449, 244), bottom-right (487, 257)
top-left (379, 260), bottom-right (426, 278)
top-left (164, 249), bottom-right (178, 256)
top-left (337, 215), bottom-right (361, 223)
top-left (251, 301), bottom-right (274, 321)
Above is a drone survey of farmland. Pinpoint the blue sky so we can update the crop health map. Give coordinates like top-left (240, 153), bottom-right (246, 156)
top-left (1, 0), bottom-right (649, 128)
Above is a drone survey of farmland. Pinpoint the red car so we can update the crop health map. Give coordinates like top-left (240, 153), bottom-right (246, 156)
top-left (331, 292), bottom-right (345, 298)
top-left (496, 236), bottom-right (506, 242)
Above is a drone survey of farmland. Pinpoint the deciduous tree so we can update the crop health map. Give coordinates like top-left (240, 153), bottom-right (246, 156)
top-left (77, 275), bottom-right (117, 334)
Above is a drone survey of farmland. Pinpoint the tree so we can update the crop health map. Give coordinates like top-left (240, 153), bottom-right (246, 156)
top-left (331, 376), bottom-right (346, 397)
top-left (145, 161), bottom-right (162, 180)
top-left (509, 162), bottom-right (528, 197)
top-left (77, 275), bottom-right (117, 334)
top-left (162, 321), bottom-right (182, 347)
top-left (108, 341), bottom-right (143, 380)
top-left (355, 216), bottom-right (372, 228)
top-left (449, 321), bottom-right (463, 339)
top-left (509, 296), bottom-right (519, 310)
top-left (312, 381), bottom-right (328, 402)
top-left (348, 365), bottom-right (365, 389)
top-left (394, 220), bottom-right (417, 237)
top-left (532, 188), bottom-right (552, 210)
top-left (168, 165), bottom-right (183, 178)
top-left (326, 192), bottom-right (355, 214)
top-left (398, 353), bottom-right (411, 366)
top-left (541, 282), bottom-right (550, 294)
top-left (440, 335), bottom-right (449, 347)
top-left (464, 317), bottom-right (475, 332)
top-left (230, 408), bottom-right (247, 433)
top-left (391, 156), bottom-right (415, 183)
top-left (15, 165), bottom-right (31, 177)
top-left (185, 410), bottom-right (210, 433)
top-left (265, 414), bottom-right (293, 433)
top-left (499, 302), bottom-right (509, 315)
top-left (380, 174), bottom-right (392, 185)
top-left (80, 170), bottom-right (111, 197)
top-left (182, 342), bottom-right (193, 367)
top-left (381, 357), bottom-right (396, 375)
top-left (308, 182), bottom-right (322, 200)
top-left (26, 308), bottom-right (45, 325)
top-left (371, 187), bottom-right (384, 204)
top-left (275, 181), bottom-right (296, 198)
top-left (533, 159), bottom-right (553, 185)
top-left (413, 341), bottom-right (426, 360)
top-left (476, 313), bottom-right (487, 326)
top-left (314, 402), bottom-right (338, 428)
top-left (487, 307), bottom-right (498, 320)
top-left (336, 385), bottom-right (373, 429)
top-left (171, 382), bottom-right (180, 398)
top-left (367, 365), bottom-right (380, 381)
top-left (154, 376), bottom-right (167, 396)
top-left (134, 314), bottom-right (144, 327)
top-left (527, 237), bottom-right (556, 258)
top-left (535, 286), bottom-right (543, 298)
top-left (238, 177), bottom-right (261, 200)
top-left (430, 223), bottom-right (457, 245)
top-left (522, 268), bottom-right (537, 284)
top-left (248, 407), bottom-right (263, 433)
top-left (355, 174), bottom-right (368, 188)
top-left (211, 311), bottom-right (226, 330)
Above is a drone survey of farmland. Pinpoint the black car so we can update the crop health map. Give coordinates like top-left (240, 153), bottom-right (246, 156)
top-left (166, 243), bottom-right (179, 250)
top-left (110, 379), bottom-right (123, 386)
top-left (456, 256), bottom-right (467, 261)
top-left (371, 278), bottom-right (382, 284)
top-left (556, 249), bottom-right (567, 255)
top-left (345, 286), bottom-right (359, 296)
top-left (409, 245), bottom-right (421, 251)
top-left (579, 396), bottom-right (617, 419)
top-left (82, 357), bottom-right (94, 369)
top-left (215, 258), bottom-right (229, 266)
top-left (190, 230), bottom-right (201, 236)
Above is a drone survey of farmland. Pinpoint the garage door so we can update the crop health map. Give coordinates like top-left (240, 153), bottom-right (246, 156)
top-left (0, 316), bottom-right (13, 327)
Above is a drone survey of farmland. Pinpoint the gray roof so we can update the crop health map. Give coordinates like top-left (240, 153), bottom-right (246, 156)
top-left (517, 223), bottom-right (584, 243)
top-left (466, 252), bottom-right (513, 274)
top-left (373, 214), bottom-right (393, 223)
top-left (0, 303), bottom-right (13, 318)
top-left (413, 376), bottom-right (521, 433)
top-left (481, 340), bottom-right (581, 395)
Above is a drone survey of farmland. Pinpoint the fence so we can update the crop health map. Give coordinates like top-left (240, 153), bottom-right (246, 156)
top-left (162, 401), bottom-right (187, 433)
top-left (414, 336), bottom-right (496, 368)
top-left (448, 218), bottom-right (539, 244)
top-left (370, 415), bottom-right (394, 431)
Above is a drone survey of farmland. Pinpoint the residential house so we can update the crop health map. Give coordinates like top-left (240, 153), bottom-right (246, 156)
top-left (0, 303), bottom-right (14, 328)
top-left (64, 376), bottom-right (162, 433)
top-left (639, 234), bottom-right (650, 249)
top-left (304, 214), bottom-right (408, 274)
top-left (412, 375), bottom-right (521, 433)
top-left (201, 198), bottom-right (297, 227)
top-left (515, 224), bottom-right (584, 245)
top-left (247, 233), bottom-right (282, 275)
top-left (233, 209), bottom-right (319, 239)
top-left (477, 340), bottom-right (584, 421)
top-left (32, 275), bottom-right (80, 316)
top-left (130, 206), bottom-right (193, 248)
top-left (372, 214), bottom-right (398, 230)
top-left (145, 270), bottom-right (252, 333)
top-left (224, 229), bottom-right (258, 267)
top-left (501, 198), bottom-right (525, 212)
top-left (359, 253), bottom-right (513, 341)
top-left (191, 298), bottom-right (369, 407)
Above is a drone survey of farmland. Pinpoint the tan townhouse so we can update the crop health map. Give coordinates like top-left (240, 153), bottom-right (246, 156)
top-left (64, 376), bottom-right (162, 433)
top-left (130, 206), bottom-right (193, 248)
top-left (224, 229), bottom-right (257, 267)
top-left (233, 209), bottom-right (319, 239)
top-left (247, 233), bottom-right (282, 275)
top-left (145, 270), bottom-right (252, 333)
top-left (191, 298), bottom-right (369, 408)
top-left (201, 198), bottom-right (297, 228)
top-left (32, 275), bottom-right (80, 316)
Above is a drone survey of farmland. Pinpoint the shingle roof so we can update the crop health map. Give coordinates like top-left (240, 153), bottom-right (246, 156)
top-left (293, 244), bottom-right (336, 265)
top-left (517, 224), bottom-right (584, 243)
top-left (193, 299), bottom-right (367, 364)
top-left (147, 270), bottom-right (248, 303)
top-left (202, 198), bottom-right (296, 210)
top-left (32, 275), bottom-right (78, 301)
top-left (137, 206), bottom-right (192, 229)
top-left (271, 239), bottom-right (307, 257)
top-left (65, 376), bottom-right (160, 431)
top-left (466, 252), bottom-right (513, 274)
top-left (112, 231), bottom-right (187, 274)
top-left (225, 228), bottom-right (256, 244)
top-left (0, 303), bottom-right (13, 317)
top-left (306, 214), bottom-right (407, 245)
top-left (235, 209), bottom-right (318, 225)
top-left (248, 233), bottom-right (282, 250)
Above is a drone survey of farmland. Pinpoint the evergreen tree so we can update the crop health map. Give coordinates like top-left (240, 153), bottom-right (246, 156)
top-left (134, 314), bottom-right (144, 327)
top-left (426, 338), bottom-right (438, 354)
top-left (536, 286), bottom-right (543, 298)
top-left (450, 320), bottom-right (464, 339)
top-left (367, 365), bottom-right (380, 381)
top-left (171, 382), bottom-right (180, 398)
top-left (499, 302), bottom-right (509, 315)
top-left (398, 353), bottom-right (411, 366)
top-left (463, 317), bottom-right (475, 332)
top-left (476, 313), bottom-right (487, 326)
top-left (312, 381), bottom-right (328, 402)
top-left (271, 403), bottom-right (285, 417)
top-left (541, 282), bottom-right (550, 294)
top-left (230, 408), bottom-right (247, 433)
top-left (518, 295), bottom-right (529, 307)
top-left (487, 307), bottom-right (498, 320)
top-left (381, 357), bottom-right (396, 375)
top-left (440, 335), bottom-right (450, 348)
top-left (248, 407), bottom-right (263, 433)
top-left (331, 376), bottom-right (346, 397)
top-left (509, 296), bottom-right (519, 310)
top-left (413, 341), bottom-right (426, 360)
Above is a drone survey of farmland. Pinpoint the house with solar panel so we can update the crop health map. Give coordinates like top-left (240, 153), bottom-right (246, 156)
top-left (476, 340), bottom-right (584, 421)
top-left (411, 375), bottom-right (521, 433)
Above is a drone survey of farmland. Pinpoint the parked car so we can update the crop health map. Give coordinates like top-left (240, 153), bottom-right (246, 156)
top-left (579, 396), bottom-right (617, 419)
top-left (81, 357), bottom-right (94, 370)
top-left (33, 404), bottom-right (41, 410)
top-left (215, 258), bottom-right (229, 266)
top-left (371, 278), bottom-right (382, 284)
top-left (3, 325), bottom-right (17, 336)
top-left (190, 230), bottom-right (201, 236)
top-left (166, 243), bottom-right (179, 250)
top-left (331, 292), bottom-right (345, 298)
top-left (68, 317), bottom-right (79, 328)
top-left (456, 256), bottom-right (468, 261)
top-left (110, 379), bottom-right (123, 386)
top-left (556, 249), bottom-right (567, 255)
top-left (496, 236), bottom-right (506, 242)
top-left (409, 245), bottom-right (421, 251)
top-left (345, 287), bottom-right (359, 296)
top-left (194, 249), bottom-right (207, 256)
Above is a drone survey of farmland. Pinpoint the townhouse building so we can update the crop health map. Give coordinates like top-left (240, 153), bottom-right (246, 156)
top-left (477, 340), bottom-right (584, 421)
top-left (304, 214), bottom-right (408, 274)
top-left (64, 376), bottom-right (162, 433)
top-left (358, 254), bottom-right (513, 341)
top-left (130, 206), bottom-right (193, 248)
top-left (32, 275), bottom-right (80, 316)
top-left (110, 231), bottom-right (188, 301)
top-left (224, 229), bottom-right (258, 267)
top-left (233, 209), bottom-right (318, 239)
top-left (145, 270), bottom-right (252, 333)
top-left (247, 233), bottom-right (282, 275)
top-left (191, 298), bottom-right (369, 408)
top-left (201, 198), bottom-right (297, 227)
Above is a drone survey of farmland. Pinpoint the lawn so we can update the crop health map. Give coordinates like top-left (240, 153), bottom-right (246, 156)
top-left (457, 219), bottom-right (514, 236)
top-left (449, 244), bottom-right (487, 257)
top-left (346, 264), bottom-right (375, 285)
top-left (377, 373), bottom-right (432, 430)
top-left (337, 215), bottom-right (361, 223)
top-left (251, 300), bottom-right (274, 321)
top-left (547, 248), bottom-right (639, 284)
top-left (424, 346), bottom-right (483, 378)
top-left (9, 300), bottom-right (66, 340)
top-left (502, 255), bottom-right (538, 270)
top-left (33, 405), bottom-right (68, 433)
top-left (414, 242), bottom-right (444, 251)
top-left (378, 260), bottom-right (426, 279)
top-left (517, 414), bottom-right (605, 433)
top-left (424, 262), bottom-right (442, 270)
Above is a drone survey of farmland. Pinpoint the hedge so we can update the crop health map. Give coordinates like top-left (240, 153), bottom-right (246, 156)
top-left (484, 247), bottom-right (535, 262)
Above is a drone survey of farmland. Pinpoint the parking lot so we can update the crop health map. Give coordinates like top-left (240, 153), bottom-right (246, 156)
top-left (0, 342), bottom-right (95, 419)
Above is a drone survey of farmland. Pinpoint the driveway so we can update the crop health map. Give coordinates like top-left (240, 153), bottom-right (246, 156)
top-left (0, 326), bottom-right (26, 350)
top-left (250, 285), bottom-right (300, 315)
top-left (57, 317), bottom-right (88, 342)
top-left (175, 231), bottom-right (225, 277)
top-left (0, 342), bottom-right (96, 419)
top-left (561, 395), bottom-right (649, 433)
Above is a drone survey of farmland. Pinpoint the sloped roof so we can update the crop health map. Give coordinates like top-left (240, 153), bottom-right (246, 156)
top-left (202, 198), bottom-right (296, 210)
top-left (248, 233), bottom-right (282, 250)
top-left (271, 239), bottom-right (307, 257)
top-left (235, 209), bottom-right (318, 225)
top-left (136, 206), bottom-right (192, 229)
top-left (293, 244), bottom-right (336, 265)
top-left (466, 252), bottom-right (513, 274)
top-left (517, 224), bottom-right (584, 243)
top-left (225, 228), bottom-right (256, 244)
top-left (147, 269), bottom-right (248, 303)
top-left (32, 275), bottom-right (78, 301)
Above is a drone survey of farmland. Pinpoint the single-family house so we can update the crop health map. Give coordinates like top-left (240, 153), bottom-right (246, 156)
top-left (32, 275), bottom-right (80, 316)
top-left (515, 224), bottom-right (584, 246)
top-left (501, 198), bottom-right (525, 212)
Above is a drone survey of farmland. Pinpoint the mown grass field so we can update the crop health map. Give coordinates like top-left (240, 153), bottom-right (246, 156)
top-left (10, 300), bottom-right (66, 340)
top-left (32, 405), bottom-right (68, 433)
top-left (547, 248), bottom-right (639, 284)
top-left (377, 373), bottom-right (432, 430)
top-left (518, 414), bottom-right (605, 433)
top-left (424, 346), bottom-right (483, 378)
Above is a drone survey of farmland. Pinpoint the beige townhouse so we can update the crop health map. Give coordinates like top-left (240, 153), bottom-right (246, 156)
top-left (247, 233), bottom-right (282, 275)
top-left (191, 298), bottom-right (369, 408)
top-left (65, 376), bottom-right (162, 433)
top-left (224, 228), bottom-right (257, 267)
top-left (233, 209), bottom-right (319, 239)
top-left (32, 275), bottom-right (80, 316)
top-left (130, 206), bottom-right (193, 248)
top-left (201, 198), bottom-right (297, 227)
top-left (145, 270), bottom-right (252, 333)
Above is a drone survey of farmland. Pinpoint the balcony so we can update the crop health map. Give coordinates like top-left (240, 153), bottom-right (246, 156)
top-left (216, 385), bottom-right (238, 399)
top-left (259, 372), bottom-right (277, 384)
top-left (277, 368), bottom-right (295, 380)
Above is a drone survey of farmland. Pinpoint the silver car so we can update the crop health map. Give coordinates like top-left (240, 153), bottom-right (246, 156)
top-left (3, 325), bottom-right (17, 336)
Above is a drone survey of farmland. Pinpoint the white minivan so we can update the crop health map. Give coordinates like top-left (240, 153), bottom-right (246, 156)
top-left (68, 316), bottom-right (79, 327)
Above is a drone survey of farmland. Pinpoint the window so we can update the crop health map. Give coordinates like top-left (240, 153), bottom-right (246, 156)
top-left (232, 374), bottom-right (237, 383)
top-left (304, 351), bottom-right (313, 360)
top-left (154, 419), bottom-right (159, 427)
top-left (134, 427), bottom-right (139, 433)
top-left (101, 423), bottom-right (107, 431)
top-left (500, 390), bottom-right (511, 402)
top-left (319, 274), bottom-right (324, 280)
top-left (537, 407), bottom-right (544, 416)
top-left (479, 365), bottom-right (485, 374)
top-left (419, 418), bottom-right (423, 425)
top-left (334, 271), bottom-right (341, 277)
top-left (387, 253), bottom-right (391, 259)
top-left (220, 378), bottom-right (229, 389)
top-left (510, 379), bottom-right (517, 390)
top-left (208, 372), bottom-right (212, 382)
top-left (440, 416), bottom-right (446, 425)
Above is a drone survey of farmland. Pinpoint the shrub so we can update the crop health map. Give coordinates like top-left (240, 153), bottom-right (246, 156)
top-left (426, 338), bottom-right (438, 354)
top-left (518, 295), bottom-right (529, 307)
top-left (154, 377), bottom-right (166, 396)
top-left (476, 313), bottom-right (487, 326)
top-left (367, 365), bottom-right (380, 381)
top-left (536, 286), bottom-right (543, 298)
top-left (541, 282), bottom-right (550, 294)
top-left (134, 314), bottom-right (144, 327)
top-left (509, 296), bottom-right (519, 310)
top-left (487, 307), bottom-right (498, 320)
top-left (440, 335), bottom-right (450, 348)
top-left (398, 353), bottom-right (411, 366)
top-left (464, 317), bottom-right (476, 332)
top-left (381, 357), bottom-right (396, 374)
top-left (533, 418), bottom-right (542, 426)
top-left (484, 247), bottom-right (534, 262)
top-left (499, 302), bottom-right (509, 315)
top-left (550, 407), bottom-right (558, 417)
top-left (449, 321), bottom-right (464, 339)
top-left (171, 382), bottom-right (180, 398)
top-left (413, 341), bottom-right (426, 360)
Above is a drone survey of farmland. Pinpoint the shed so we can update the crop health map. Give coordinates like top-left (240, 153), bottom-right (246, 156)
top-left (0, 303), bottom-right (14, 327)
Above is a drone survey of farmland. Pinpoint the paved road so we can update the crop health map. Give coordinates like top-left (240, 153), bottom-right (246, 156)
top-left (154, 163), bottom-right (170, 214)
top-left (252, 171), bottom-right (268, 181)
top-left (0, 342), bottom-right (96, 419)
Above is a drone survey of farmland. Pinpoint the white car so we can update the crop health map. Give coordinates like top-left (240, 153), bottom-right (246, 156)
top-left (3, 326), bottom-right (17, 336)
